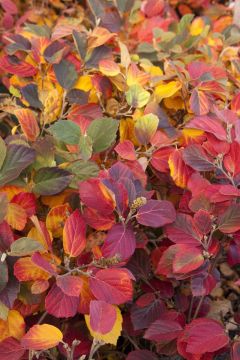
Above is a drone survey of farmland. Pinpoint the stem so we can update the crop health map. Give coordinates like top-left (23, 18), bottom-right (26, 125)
top-left (88, 339), bottom-right (103, 360)
top-left (37, 311), bottom-right (48, 324)
top-left (188, 296), bottom-right (194, 323)
top-left (193, 295), bottom-right (205, 320)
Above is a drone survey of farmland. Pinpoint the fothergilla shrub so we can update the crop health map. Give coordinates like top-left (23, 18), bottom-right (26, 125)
top-left (0, 0), bottom-right (240, 359)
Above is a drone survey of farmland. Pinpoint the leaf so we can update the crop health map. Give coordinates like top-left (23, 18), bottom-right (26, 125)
top-left (21, 324), bottom-right (63, 350)
top-left (72, 30), bottom-right (87, 60)
top-left (43, 40), bottom-right (66, 64)
top-left (45, 283), bottom-right (79, 318)
top-left (8, 238), bottom-right (44, 256)
top-left (46, 204), bottom-right (71, 237)
top-left (115, 140), bottom-right (136, 160)
top-left (53, 59), bottom-right (78, 89)
top-left (136, 200), bottom-right (176, 228)
top-left (33, 167), bottom-right (72, 196)
top-left (0, 145), bottom-right (35, 186)
top-left (126, 350), bottom-right (158, 360)
top-left (183, 144), bottom-right (215, 171)
top-left (14, 257), bottom-right (50, 281)
top-left (79, 134), bottom-right (93, 161)
top-left (90, 268), bottom-right (133, 305)
top-left (87, 118), bottom-right (119, 153)
top-left (144, 318), bottom-right (183, 342)
top-left (5, 203), bottom-right (27, 231)
top-left (63, 209), bottom-right (86, 257)
top-left (79, 178), bottom-right (115, 215)
top-left (217, 204), bottom-right (240, 233)
top-left (0, 193), bottom-right (8, 223)
top-left (165, 213), bottom-right (202, 245)
top-left (154, 81), bottom-right (181, 101)
top-left (14, 109), bottom-right (40, 142)
top-left (0, 301), bottom-right (9, 320)
top-left (48, 120), bottom-right (81, 145)
top-left (186, 115), bottom-right (227, 141)
top-left (66, 160), bottom-right (99, 188)
top-left (21, 83), bottom-right (43, 109)
top-left (0, 337), bottom-right (25, 360)
top-left (126, 85), bottom-right (150, 108)
top-left (178, 318), bottom-right (229, 354)
top-left (85, 300), bottom-right (122, 345)
top-left (190, 89), bottom-right (210, 115)
top-left (0, 137), bottom-right (7, 169)
top-left (134, 114), bottom-right (158, 145)
top-left (168, 149), bottom-right (194, 189)
top-left (101, 223), bottom-right (136, 261)
top-left (0, 55), bottom-right (37, 77)
top-left (173, 245), bottom-right (204, 273)
top-left (56, 275), bottom-right (83, 296)
top-left (0, 260), bottom-right (8, 293)
top-left (99, 59), bottom-right (120, 77)
top-left (231, 341), bottom-right (240, 360)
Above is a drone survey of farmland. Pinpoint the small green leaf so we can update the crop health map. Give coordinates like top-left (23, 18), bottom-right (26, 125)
top-left (79, 134), bottom-right (93, 161)
top-left (66, 160), bottom-right (99, 188)
top-left (33, 167), bottom-right (72, 196)
top-left (0, 193), bottom-right (8, 223)
top-left (0, 258), bottom-right (8, 292)
top-left (9, 238), bottom-right (44, 256)
top-left (126, 84), bottom-right (150, 108)
top-left (53, 59), bottom-right (78, 89)
top-left (0, 301), bottom-right (9, 320)
top-left (87, 118), bottom-right (119, 153)
top-left (0, 137), bottom-right (7, 169)
top-left (48, 120), bottom-right (81, 145)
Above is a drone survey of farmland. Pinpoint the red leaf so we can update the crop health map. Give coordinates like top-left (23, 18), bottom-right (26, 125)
top-left (0, 55), bottom-right (37, 77)
top-left (90, 268), bottom-right (133, 305)
top-left (150, 147), bottom-right (173, 173)
top-left (231, 341), bottom-right (240, 360)
top-left (115, 140), bottom-right (136, 161)
top-left (126, 350), bottom-right (159, 360)
top-left (178, 318), bottom-right (229, 355)
top-left (144, 318), bottom-right (183, 342)
top-left (11, 192), bottom-right (36, 217)
top-left (45, 284), bottom-right (79, 318)
top-left (79, 178), bottom-right (115, 215)
top-left (101, 223), bottom-right (136, 261)
top-left (14, 109), bottom-right (40, 142)
top-left (136, 200), bottom-right (176, 228)
top-left (56, 275), bottom-right (83, 296)
top-left (89, 300), bottom-right (116, 333)
top-left (217, 204), bottom-right (240, 233)
top-left (186, 115), bottom-right (226, 141)
top-left (173, 245), bottom-right (204, 274)
top-left (165, 213), bottom-right (203, 245)
top-left (183, 144), bottom-right (214, 171)
top-left (0, 221), bottom-right (14, 252)
top-left (83, 207), bottom-right (115, 231)
top-left (0, 337), bottom-right (25, 360)
top-left (63, 209), bottom-right (86, 257)
top-left (194, 209), bottom-right (212, 235)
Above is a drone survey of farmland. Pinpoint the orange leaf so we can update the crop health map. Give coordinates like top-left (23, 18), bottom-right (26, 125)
top-left (6, 203), bottom-right (27, 231)
top-left (63, 209), bottom-right (86, 257)
top-left (99, 59), bottom-right (120, 77)
top-left (0, 310), bottom-right (25, 342)
top-left (46, 203), bottom-right (71, 237)
top-left (88, 27), bottom-right (116, 49)
top-left (168, 149), bottom-right (194, 188)
top-left (21, 324), bottom-right (63, 350)
top-left (14, 257), bottom-right (51, 281)
top-left (14, 108), bottom-right (40, 141)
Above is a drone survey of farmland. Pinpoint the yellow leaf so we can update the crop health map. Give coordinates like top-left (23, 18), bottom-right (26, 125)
top-left (75, 75), bottom-right (93, 92)
top-left (120, 118), bottom-right (139, 146)
top-left (21, 324), bottom-right (63, 350)
top-left (190, 17), bottom-right (205, 36)
top-left (155, 81), bottom-right (182, 101)
top-left (126, 84), bottom-right (150, 108)
top-left (85, 304), bottom-right (122, 345)
top-left (0, 310), bottom-right (25, 342)
top-left (134, 113), bottom-right (158, 145)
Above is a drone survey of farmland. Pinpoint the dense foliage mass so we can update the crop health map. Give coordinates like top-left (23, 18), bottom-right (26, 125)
top-left (0, 0), bottom-right (240, 359)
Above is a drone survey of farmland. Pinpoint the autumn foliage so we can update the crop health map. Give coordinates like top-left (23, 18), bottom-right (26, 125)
top-left (0, 0), bottom-right (240, 359)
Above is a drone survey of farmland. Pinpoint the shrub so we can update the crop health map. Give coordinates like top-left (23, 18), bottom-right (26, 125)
top-left (0, 0), bottom-right (240, 359)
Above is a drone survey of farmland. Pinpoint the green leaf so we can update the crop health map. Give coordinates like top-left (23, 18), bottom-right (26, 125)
top-left (33, 167), bottom-right (72, 196)
top-left (72, 30), bottom-right (87, 60)
top-left (134, 113), bottom-right (159, 145)
top-left (53, 59), bottom-right (78, 89)
top-left (8, 238), bottom-right (44, 256)
top-left (87, 118), bottom-right (119, 153)
top-left (66, 160), bottom-right (99, 188)
top-left (178, 14), bottom-right (194, 33)
top-left (0, 145), bottom-right (36, 187)
top-left (24, 23), bottom-right (51, 38)
top-left (79, 134), bottom-right (93, 161)
top-left (0, 138), bottom-right (7, 169)
top-left (48, 120), bottom-right (81, 145)
top-left (126, 84), bottom-right (150, 108)
top-left (0, 301), bottom-right (9, 320)
top-left (0, 193), bottom-right (8, 223)
top-left (0, 258), bottom-right (8, 293)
